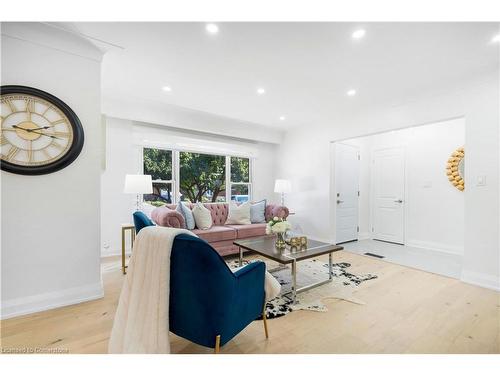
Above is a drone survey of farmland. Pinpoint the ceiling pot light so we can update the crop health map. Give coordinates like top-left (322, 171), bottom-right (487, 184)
top-left (162, 86), bottom-right (172, 92)
top-left (279, 116), bottom-right (286, 121)
top-left (206, 23), bottom-right (219, 34)
top-left (347, 89), bottom-right (356, 97)
top-left (491, 34), bottom-right (500, 43)
top-left (352, 29), bottom-right (366, 39)
top-left (257, 88), bottom-right (266, 95)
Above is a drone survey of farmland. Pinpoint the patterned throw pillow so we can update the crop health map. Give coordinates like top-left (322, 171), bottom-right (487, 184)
top-left (250, 199), bottom-right (266, 223)
top-left (192, 202), bottom-right (213, 230)
top-left (225, 201), bottom-right (251, 225)
top-left (179, 202), bottom-right (196, 230)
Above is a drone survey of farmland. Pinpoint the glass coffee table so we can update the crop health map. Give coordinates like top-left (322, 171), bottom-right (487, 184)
top-left (234, 236), bottom-right (343, 304)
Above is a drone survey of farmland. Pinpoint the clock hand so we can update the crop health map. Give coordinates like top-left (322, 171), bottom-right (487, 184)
top-left (12, 125), bottom-right (61, 140)
top-left (13, 125), bottom-right (51, 131)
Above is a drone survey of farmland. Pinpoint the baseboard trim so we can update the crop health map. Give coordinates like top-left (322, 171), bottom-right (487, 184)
top-left (1, 281), bottom-right (104, 319)
top-left (101, 249), bottom-right (131, 258)
top-left (460, 270), bottom-right (500, 291)
top-left (405, 240), bottom-right (463, 255)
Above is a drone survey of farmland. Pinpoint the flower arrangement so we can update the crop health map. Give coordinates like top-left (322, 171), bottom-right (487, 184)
top-left (266, 216), bottom-right (292, 234)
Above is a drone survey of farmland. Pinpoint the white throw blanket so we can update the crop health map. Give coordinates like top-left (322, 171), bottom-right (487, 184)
top-left (108, 226), bottom-right (281, 354)
top-left (108, 226), bottom-right (194, 354)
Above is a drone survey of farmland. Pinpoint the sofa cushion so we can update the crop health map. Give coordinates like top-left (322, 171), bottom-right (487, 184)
top-left (192, 202), bottom-right (213, 230)
top-left (192, 226), bottom-right (236, 242)
top-left (250, 199), bottom-right (266, 223)
top-left (180, 202), bottom-right (196, 230)
top-left (225, 201), bottom-right (251, 225)
top-left (226, 223), bottom-right (267, 239)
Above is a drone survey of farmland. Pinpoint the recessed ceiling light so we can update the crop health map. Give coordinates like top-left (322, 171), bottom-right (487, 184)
top-left (491, 33), bottom-right (500, 43)
top-left (162, 86), bottom-right (172, 92)
top-left (206, 23), bottom-right (219, 34)
top-left (279, 116), bottom-right (286, 121)
top-left (257, 88), bottom-right (266, 95)
top-left (352, 29), bottom-right (366, 39)
top-left (347, 89), bottom-right (356, 97)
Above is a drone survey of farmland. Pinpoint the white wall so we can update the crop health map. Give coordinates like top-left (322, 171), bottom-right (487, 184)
top-left (1, 23), bottom-right (103, 318)
top-left (101, 117), bottom-right (278, 256)
top-left (277, 72), bottom-right (499, 290)
top-left (103, 95), bottom-right (283, 144)
top-left (343, 118), bottom-right (465, 254)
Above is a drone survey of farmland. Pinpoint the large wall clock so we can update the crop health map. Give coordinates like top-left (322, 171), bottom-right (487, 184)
top-left (1, 85), bottom-right (84, 175)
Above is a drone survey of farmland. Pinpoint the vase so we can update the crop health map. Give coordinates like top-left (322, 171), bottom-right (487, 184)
top-left (275, 232), bottom-right (286, 250)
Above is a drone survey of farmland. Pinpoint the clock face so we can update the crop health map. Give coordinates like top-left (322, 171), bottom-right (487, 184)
top-left (0, 86), bottom-right (84, 175)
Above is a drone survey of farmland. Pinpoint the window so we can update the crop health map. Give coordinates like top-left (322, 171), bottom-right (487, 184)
top-left (179, 152), bottom-right (226, 203)
top-left (143, 148), bottom-right (173, 206)
top-left (142, 148), bottom-right (252, 204)
top-left (230, 157), bottom-right (251, 203)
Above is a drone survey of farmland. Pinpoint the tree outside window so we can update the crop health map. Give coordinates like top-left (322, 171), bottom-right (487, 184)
top-left (230, 157), bottom-right (250, 202)
top-left (143, 148), bottom-right (173, 206)
top-left (142, 148), bottom-right (251, 205)
top-left (179, 152), bottom-right (226, 203)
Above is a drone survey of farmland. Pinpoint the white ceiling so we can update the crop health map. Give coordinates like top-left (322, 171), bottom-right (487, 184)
top-left (73, 22), bottom-right (499, 130)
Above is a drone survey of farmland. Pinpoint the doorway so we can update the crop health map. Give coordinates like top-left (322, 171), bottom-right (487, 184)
top-left (334, 143), bottom-right (360, 244)
top-left (371, 147), bottom-right (405, 244)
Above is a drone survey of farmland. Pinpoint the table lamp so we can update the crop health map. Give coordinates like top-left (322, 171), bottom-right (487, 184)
top-left (274, 179), bottom-right (291, 206)
top-left (124, 174), bottom-right (153, 211)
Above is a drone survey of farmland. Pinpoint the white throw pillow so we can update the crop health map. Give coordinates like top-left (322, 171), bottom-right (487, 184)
top-left (225, 201), bottom-right (251, 225)
top-left (192, 202), bottom-right (213, 230)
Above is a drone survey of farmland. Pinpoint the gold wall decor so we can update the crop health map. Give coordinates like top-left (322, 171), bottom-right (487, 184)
top-left (446, 147), bottom-right (465, 191)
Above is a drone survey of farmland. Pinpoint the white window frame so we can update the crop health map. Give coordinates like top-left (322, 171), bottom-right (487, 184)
top-left (142, 146), bottom-right (176, 204)
top-left (142, 147), bottom-right (253, 204)
top-left (227, 155), bottom-right (252, 203)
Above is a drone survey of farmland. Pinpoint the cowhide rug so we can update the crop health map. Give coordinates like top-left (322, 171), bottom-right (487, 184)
top-left (226, 258), bottom-right (377, 320)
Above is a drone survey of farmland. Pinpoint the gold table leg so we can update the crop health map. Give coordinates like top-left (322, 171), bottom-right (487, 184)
top-left (121, 227), bottom-right (126, 275)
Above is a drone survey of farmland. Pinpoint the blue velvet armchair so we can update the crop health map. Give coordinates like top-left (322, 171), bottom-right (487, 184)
top-left (131, 213), bottom-right (268, 353)
top-left (170, 234), bottom-right (268, 353)
top-left (133, 211), bottom-right (155, 234)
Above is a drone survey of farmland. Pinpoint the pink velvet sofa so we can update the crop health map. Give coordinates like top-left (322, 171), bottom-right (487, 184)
top-left (151, 202), bottom-right (289, 256)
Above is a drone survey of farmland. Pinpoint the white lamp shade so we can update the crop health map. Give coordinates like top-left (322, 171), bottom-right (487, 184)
top-left (123, 174), bottom-right (153, 194)
top-left (274, 179), bottom-right (291, 193)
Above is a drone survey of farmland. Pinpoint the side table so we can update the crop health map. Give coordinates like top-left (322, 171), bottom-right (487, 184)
top-left (121, 223), bottom-right (135, 275)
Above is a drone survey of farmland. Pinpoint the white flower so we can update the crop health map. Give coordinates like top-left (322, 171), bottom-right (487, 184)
top-left (273, 216), bottom-right (279, 221)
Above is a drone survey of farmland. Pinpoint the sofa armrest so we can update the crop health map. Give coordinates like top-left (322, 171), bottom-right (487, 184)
top-left (265, 204), bottom-right (289, 221)
top-left (151, 206), bottom-right (185, 228)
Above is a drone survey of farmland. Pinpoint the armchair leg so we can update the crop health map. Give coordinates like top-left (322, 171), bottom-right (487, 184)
top-left (262, 307), bottom-right (269, 339)
top-left (214, 335), bottom-right (221, 354)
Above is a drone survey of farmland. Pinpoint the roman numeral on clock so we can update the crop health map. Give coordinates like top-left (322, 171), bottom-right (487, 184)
top-left (5, 146), bottom-right (20, 161)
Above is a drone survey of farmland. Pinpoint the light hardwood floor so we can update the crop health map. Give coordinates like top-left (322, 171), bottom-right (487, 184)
top-left (1, 251), bottom-right (499, 354)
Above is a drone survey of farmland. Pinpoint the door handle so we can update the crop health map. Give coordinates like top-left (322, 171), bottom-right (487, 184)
top-left (394, 199), bottom-right (403, 203)
top-left (337, 200), bottom-right (344, 204)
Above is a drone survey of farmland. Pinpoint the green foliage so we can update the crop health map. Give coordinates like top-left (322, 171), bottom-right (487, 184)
top-left (179, 152), bottom-right (226, 203)
top-left (143, 148), bottom-right (172, 180)
top-left (231, 157), bottom-right (249, 182)
top-left (143, 148), bottom-right (250, 203)
top-left (145, 200), bottom-right (166, 207)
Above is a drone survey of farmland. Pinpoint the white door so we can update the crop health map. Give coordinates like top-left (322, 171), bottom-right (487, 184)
top-left (335, 143), bottom-right (360, 244)
top-left (372, 147), bottom-right (405, 244)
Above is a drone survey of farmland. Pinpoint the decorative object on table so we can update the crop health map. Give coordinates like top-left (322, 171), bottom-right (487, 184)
top-left (266, 216), bottom-right (292, 249)
top-left (123, 174), bottom-right (153, 211)
top-left (226, 258), bottom-right (378, 319)
top-left (446, 146), bottom-right (465, 191)
top-left (274, 179), bottom-right (291, 205)
top-left (1, 85), bottom-right (84, 175)
top-left (285, 235), bottom-right (308, 248)
top-left (225, 200), bottom-right (251, 224)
